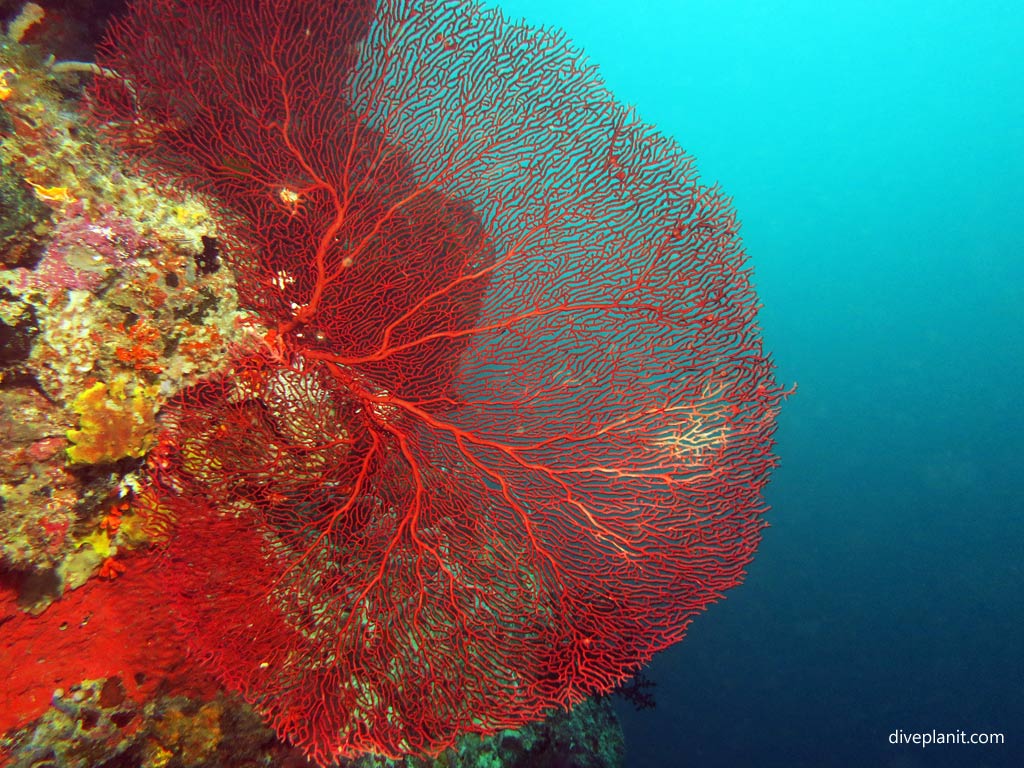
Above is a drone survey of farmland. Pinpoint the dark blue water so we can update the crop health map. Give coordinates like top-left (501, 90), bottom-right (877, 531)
top-left (500, 1), bottom-right (1023, 765)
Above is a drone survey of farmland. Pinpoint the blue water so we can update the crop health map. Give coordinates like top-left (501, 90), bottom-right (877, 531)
top-left (498, 1), bottom-right (1023, 765)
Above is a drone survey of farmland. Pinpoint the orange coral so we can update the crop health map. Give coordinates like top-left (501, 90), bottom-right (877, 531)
top-left (114, 320), bottom-right (165, 373)
top-left (98, 556), bottom-right (127, 579)
top-left (66, 378), bottom-right (158, 464)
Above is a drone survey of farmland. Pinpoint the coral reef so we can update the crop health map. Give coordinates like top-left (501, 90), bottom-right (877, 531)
top-left (450, 699), bottom-right (624, 768)
top-left (0, 157), bottom-right (49, 268)
top-left (0, 6), bottom-right (627, 768)
top-left (1, 678), bottom-right (146, 768)
top-left (0, 26), bottom-right (255, 594)
top-left (2, 683), bottom-right (623, 768)
top-left (0, 684), bottom-right (286, 768)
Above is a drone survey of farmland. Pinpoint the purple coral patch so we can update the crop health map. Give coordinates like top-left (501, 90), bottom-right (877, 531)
top-left (14, 202), bottom-right (148, 297)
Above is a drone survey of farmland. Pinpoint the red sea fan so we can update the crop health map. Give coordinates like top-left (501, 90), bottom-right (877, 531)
top-left (93, 0), bottom-right (786, 762)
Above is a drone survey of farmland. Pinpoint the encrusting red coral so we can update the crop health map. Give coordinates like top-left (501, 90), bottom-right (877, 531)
top-left (0, 557), bottom-right (217, 737)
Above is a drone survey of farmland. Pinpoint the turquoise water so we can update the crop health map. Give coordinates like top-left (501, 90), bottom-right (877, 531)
top-left (500, 1), bottom-right (1023, 765)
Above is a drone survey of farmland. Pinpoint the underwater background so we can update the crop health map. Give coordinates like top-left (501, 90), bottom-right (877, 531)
top-left (501, 1), bottom-right (1023, 766)
top-left (0, 0), bottom-right (1019, 766)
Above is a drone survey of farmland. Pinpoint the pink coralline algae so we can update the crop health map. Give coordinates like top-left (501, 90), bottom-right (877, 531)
top-left (12, 202), bottom-right (148, 298)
